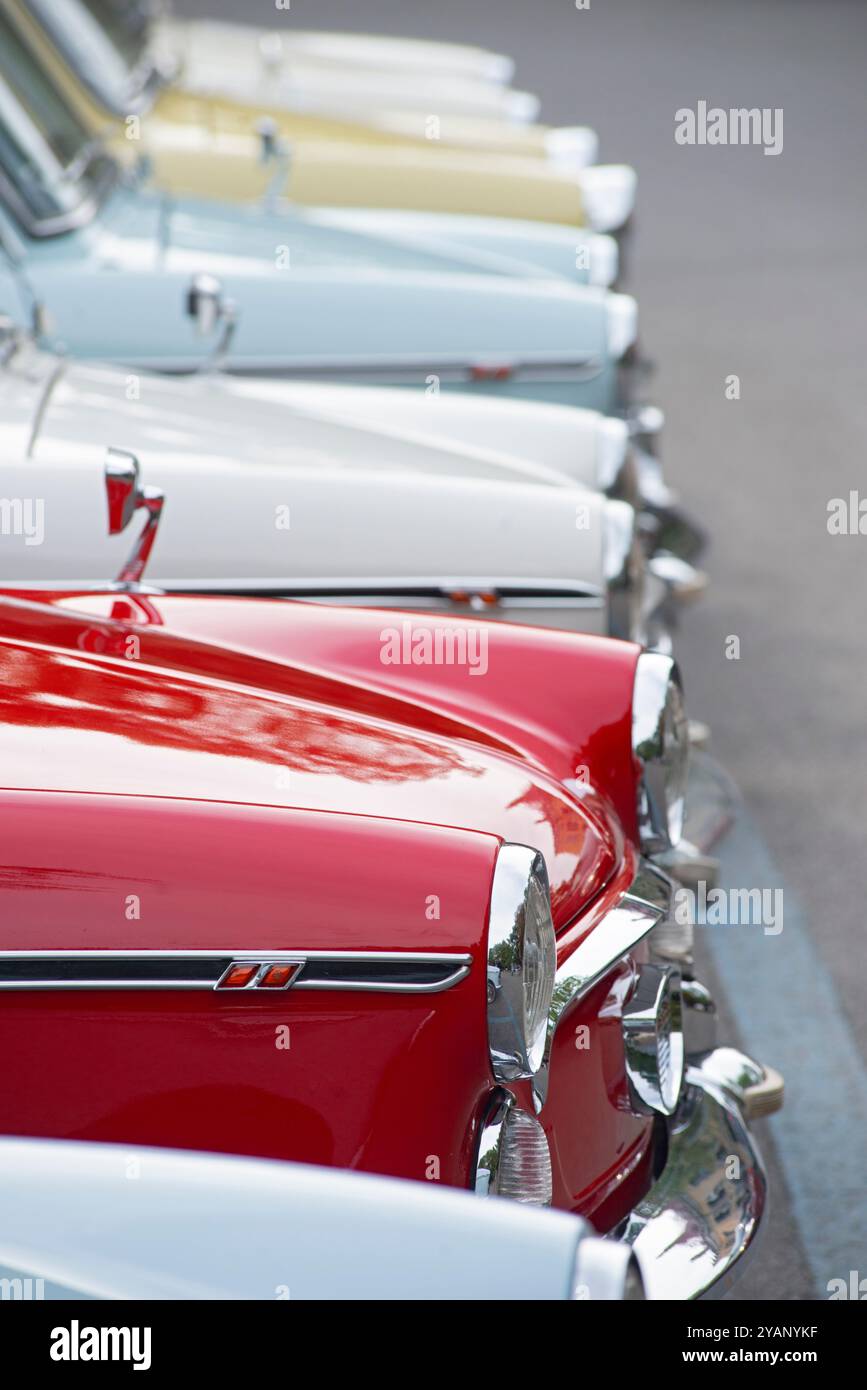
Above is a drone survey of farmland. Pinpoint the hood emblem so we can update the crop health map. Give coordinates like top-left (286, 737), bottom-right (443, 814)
top-left (215, 959), bottom-right (305, 992)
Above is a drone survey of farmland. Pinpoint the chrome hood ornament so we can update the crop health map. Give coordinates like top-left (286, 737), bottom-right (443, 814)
top-left (185, 272), bottom-right (238, 371)
top-left (255, 116), bottom-right (292, 209)
top-left (104, 447), bottom-right (165, 589)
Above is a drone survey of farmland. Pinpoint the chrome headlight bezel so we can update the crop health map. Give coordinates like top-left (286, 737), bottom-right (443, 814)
top-left (632, 652), bottom-right (689, 852)
top-left (486, 844), bottom-right (557, 1081)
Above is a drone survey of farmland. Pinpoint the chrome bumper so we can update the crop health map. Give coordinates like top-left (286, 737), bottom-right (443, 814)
top-left (615, 1047), bottom-right (779, 1299)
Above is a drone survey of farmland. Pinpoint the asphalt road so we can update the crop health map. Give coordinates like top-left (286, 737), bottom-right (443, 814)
top-left (175, 0), bottom-right (867, 1300)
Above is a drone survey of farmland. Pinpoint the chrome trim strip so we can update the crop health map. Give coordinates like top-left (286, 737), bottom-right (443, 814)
top-left (228, 358), bottom-right (606, 385)
top-left (0, 949), bottom-right (472, 994)
top-left (166, 578), bottom-right (606, 605)
top-left (0, 578), bottom-right (605, 606)
top-left (147, 354), bottom-right (606, 383)
top-left (615, 1049), bottom-right (769, 1300)
top-left (297, 969), bottom-right (471, 995)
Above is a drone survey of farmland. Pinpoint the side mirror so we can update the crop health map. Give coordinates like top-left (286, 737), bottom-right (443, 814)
top-left (185, 273), bottom-right (238, 370)
top-left (105, 447), bottom-right (165, 589)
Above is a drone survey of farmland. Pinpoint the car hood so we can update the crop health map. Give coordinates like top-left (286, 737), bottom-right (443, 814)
top-left (159, 18), bottom-right (516, 86)
top-left (4, 347), bottom-right (606, 599)
top-left (0, 593), bottom-right (625, 929)
top-left (160, 193), bottom-right (541, 278)
top-left (311, 208), bottom-right (617, 286)
top-left (28, 189), bottom-right (613, 373)
top-left (167, 34), bottom-right (539, 122)
top-left (31, 352), bottom-right (580, 491)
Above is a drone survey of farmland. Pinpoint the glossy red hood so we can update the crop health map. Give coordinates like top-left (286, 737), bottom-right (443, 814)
top-left (0, 593), bottom-right (639, 932)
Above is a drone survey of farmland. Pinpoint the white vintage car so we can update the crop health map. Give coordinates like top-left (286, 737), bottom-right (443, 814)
top-left (153, 13), bottom-right (541, 124)
top-left (0, 335), bottom-right (682, 643)
top-left (0, 1138), bottom-right (645, 1301)
top-left (159, 15), bottom-right (519, 87)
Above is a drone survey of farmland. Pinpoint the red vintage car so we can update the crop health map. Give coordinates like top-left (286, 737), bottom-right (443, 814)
top-left (0, 480), bottom-right (780, 1299)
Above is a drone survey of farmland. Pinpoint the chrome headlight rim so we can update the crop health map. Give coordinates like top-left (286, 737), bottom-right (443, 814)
top-left (632, 651), bottom-right (689, 852)
top-left (486, 843), bottom-right (557, 1082)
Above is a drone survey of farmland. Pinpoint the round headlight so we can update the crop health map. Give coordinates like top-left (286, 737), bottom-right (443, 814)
top-left (632, 652), bottom-right (689, 851)
top-left (486, 845), bottom-right (557, 1080)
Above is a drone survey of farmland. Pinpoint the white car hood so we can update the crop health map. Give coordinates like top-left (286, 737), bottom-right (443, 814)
top-left (168, 29), bottom-right (538, 123)
top-left (5, 350), bottom-right (609, 622)
top-left (0, 1138), bottom-right (585, 1301)
top-left (159, 18), bottom-right (516, 85)
top-left (32, 356), bottom-right (606, 492)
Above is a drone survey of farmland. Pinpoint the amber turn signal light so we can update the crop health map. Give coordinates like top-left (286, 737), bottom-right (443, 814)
top-left (219, 964), bottom-right (259, 989)
top-left (258, 964), bottom-right (297, 989)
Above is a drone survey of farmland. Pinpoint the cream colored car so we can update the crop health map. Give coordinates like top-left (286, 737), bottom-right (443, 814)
top-left (13, 0), bottom-right (633, 229)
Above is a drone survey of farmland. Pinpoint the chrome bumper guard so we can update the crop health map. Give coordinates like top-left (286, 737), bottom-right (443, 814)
top-left (615, 1046), bottom-right (782, 1299)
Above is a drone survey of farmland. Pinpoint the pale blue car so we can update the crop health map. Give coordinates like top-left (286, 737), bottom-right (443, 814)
top-left (0, 11), bottom-right (640, 422)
